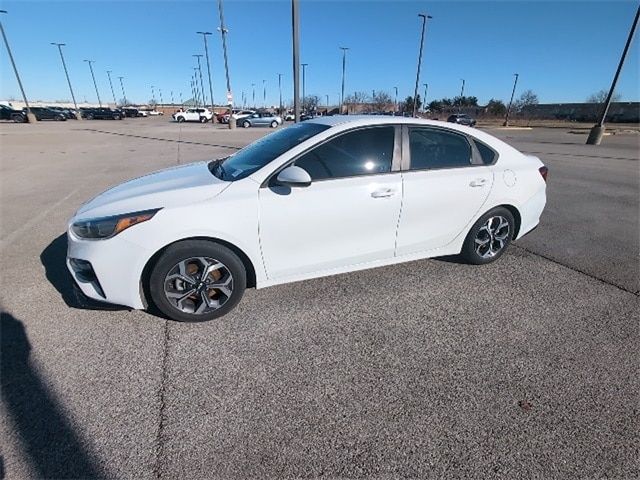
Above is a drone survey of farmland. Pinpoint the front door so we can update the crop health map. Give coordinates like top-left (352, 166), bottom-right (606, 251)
top-left (259, 125), bottom-right (402, 280)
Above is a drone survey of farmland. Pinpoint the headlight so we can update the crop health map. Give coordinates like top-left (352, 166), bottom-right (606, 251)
top-left (71, 208), bottom-right (160, 239)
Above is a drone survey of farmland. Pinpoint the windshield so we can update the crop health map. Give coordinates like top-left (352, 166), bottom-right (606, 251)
top-left (209, 122), bottom-right (330, 181)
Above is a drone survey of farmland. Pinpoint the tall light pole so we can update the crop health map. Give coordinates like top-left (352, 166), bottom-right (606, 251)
top-left (151, 85), bottom-right (156, 104)
top-left (412, 13), bottom-right (432, 117)
top-left (193, 68), bottom-right (202, 106)
top-left (190, 76), bottom-right (196, 106)
top-left (192, 54), bottom-right (205, 106)
top-left (326, 94), bottom-right (329, 110)
top-left (277, 73), bottom-right (283, 114)
top-left (587, 5), bottom-right (639, 145)
top-left (251, 83), bottom-right (256, 108)
top-left (292, 0), bottom-right (301, 122)
top-left (84, 59), bottom-right (102, 107)
top-left (301, 63), bottom-right (308, 110)
top-left (106, 70), bottom-right (117, 105)
top-left (171, 90), bottom-right (174, 105)
top-left (179, 92), bottom-right (183, 109)
top-left (423, 83), bottom-right (428, 113)
top-left (51, 42), bottom-right (79, 116)
top-left (394, 86), bottom-right (398, 113)
top-left (118, 76), bottom-right (127, 105)
top-left (339, 47), bottom-right (349, 114)
top-left (217, 0), bottom-right (234, 128)
top-left (262, 79), bottom-right (266, 108)
top-left (0, 11), bottom-right (35, 122)
top-left (503, 73), bottom-right (519, 126)
top-left (458, 78), bottom-right (465, 112)
top-left (159, 88), bottom-right (163, 106)
top-left (197, 31), bottom-right (215, 117)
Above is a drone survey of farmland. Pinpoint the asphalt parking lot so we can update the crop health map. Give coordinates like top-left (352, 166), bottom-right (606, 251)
top-left (1, 117), bottom-right (638, 479)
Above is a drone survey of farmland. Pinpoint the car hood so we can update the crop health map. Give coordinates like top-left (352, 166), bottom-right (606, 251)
top-left (75, 161), bottom-right (230, 219)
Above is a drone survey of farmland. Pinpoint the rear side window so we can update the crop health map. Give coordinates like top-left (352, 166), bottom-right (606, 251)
top-left (295, 126), bottom-right (395, 180)
top-left (474, 139), bottom-right (497, 165)
top-left (409, 128), bottom-right (472, 170)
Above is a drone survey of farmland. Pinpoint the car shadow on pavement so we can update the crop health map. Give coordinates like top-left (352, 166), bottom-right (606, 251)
top-left (0, 312), bottom-right (108, 478)
top-left (40, 234), bottom-right (128, 311)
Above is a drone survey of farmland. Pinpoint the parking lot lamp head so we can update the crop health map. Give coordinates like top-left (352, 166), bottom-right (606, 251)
top-left (1, 11), bottom-right (35, 121)
top-left (412, 14), bottom-right (432, 117)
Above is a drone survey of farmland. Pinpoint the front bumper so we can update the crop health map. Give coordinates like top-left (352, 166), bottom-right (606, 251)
top-left (66, 229), bottom-right (152, 309)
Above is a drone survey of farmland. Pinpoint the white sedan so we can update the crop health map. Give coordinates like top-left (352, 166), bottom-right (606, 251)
top-left (66, 116), bottom-right (547, 322)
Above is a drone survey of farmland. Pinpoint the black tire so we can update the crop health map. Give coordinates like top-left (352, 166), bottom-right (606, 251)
top-left (270, 121), bottom-right (278, 128)
top-left (87, 113), bottom-right (94, 120)
top-left (242, 120), bottom-right (251, 128)
top-left (199, 116), bottom-right (208, 123)
top-left (177, 116), bottom-right (185, 123)
top-left (460, 207), bottom-right (515, 265)
top-left (12, 114), bottom-right (25, 123)
top-left (148, 240), bottom-right (247, 322)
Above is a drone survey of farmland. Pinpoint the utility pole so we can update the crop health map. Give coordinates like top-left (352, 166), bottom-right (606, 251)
top-left (278, 73), bottom-right (283, 114)
top-left (118, 76), bottom-right (127, 105)
top-left (193, 54), bottom-right (205, 107)
top-left (292, 0), bottom-right (301, 122)
top-left (51, 42), bottom-right (80, 118)
top-left (394, 86), bottom-right (398, 114)
top-left (423, 83), bottom-right (428, 113)
top-left (151, 85), bottom-right (156, 104)
top-left (171, 90), bottom-right (174, 105)
top-left (262, 79), bottom-right (266, 108)
top-left (84, 59), bottom-right (102, 107)
top-left (301, 63), bottom-right (308, 112)
top-left (339, 47), bottom-right (349, 114)
top-left (587, 5), bottom-right (639, 145)
top-left (180, 92), bottom-right (183, 109)
top-left (326, 94), bottom-right (329, 111)
top-left (217, 0), bottom-right (234, 128)
top-left (412, 13), bottom-right (432, 117)
top-left (106, 70), bottom-right (117, 105)
top-left (197, 31), bottom-right (215, 118)
top-left (252, 83), bottom-right (256, 109)
top-left (0, 11), bottom-right (35, 122)
top-left (503, 73), bottom-right (519, 126)
top-left (159, 88), bottom-right (163, 106)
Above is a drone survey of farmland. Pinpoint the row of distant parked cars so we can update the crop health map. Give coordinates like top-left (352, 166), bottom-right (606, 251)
top-left (0, 104), bottom-right (165, 122)
top-left (171, 108), bottom-right (284, 128)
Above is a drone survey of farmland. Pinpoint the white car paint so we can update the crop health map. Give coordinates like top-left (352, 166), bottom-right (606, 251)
top-left (67, 116), bottom-right (546, 310)
top-left (172, 108), bottom-right (214, 122)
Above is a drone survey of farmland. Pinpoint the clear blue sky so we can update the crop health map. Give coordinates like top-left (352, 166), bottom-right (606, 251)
top-left (1, 0), bottom-right (638, 106)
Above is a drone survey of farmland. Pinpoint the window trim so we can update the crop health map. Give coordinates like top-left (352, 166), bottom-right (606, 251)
top-left (261, 124), bottom-right (402, 188)
top-left (403, 125), bottom-right (496, 172)
top-left (470, 137), bottom-right (499, 166)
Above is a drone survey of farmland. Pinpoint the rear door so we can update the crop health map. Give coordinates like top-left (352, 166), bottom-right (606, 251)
top-left (396, 125), bottom-right (494, 256)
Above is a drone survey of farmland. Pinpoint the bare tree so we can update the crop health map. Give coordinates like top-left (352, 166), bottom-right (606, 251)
top-left (344, 91), bottom-right (370, 113)
top-left (302, 95), bottom-right (320, 112)
top-left (515, 89), bottom-right (539, 113)
top-left (587, 89), bottom-right (621, 103)
top-left (371, 91), bottom-right (393, 112)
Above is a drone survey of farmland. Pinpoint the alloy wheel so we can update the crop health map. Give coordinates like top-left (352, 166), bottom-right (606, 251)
top-left (163, 257), bottom-right (233, 314)
top-left (474, 216), bottom-right (510, 259)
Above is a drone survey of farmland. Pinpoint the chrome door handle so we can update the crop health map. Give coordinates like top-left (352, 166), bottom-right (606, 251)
top-left (469, 179), bottom-right (487, 187)
top-left (371, 189), bottom-right (395, 198)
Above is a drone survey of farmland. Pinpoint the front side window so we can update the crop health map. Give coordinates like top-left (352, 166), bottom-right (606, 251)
top-left (211, 122), bottom-right (330, 181)
top-left (409, 127), bottom-right (472, 170)
top-left (294, 126), bottom-right (395, 181)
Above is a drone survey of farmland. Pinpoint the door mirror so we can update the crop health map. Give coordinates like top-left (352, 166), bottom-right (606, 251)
top-left (276, 165), bottom-right (312, 187)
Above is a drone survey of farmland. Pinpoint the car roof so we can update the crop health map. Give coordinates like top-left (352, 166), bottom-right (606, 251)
top-left (307, 114), bottom-right (465, 130)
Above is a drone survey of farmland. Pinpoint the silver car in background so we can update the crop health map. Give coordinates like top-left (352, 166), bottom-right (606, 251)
top-left (240, 112), bottom-right (283, 128)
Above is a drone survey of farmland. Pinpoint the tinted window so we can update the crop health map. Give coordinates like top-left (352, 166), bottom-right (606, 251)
top-left (474, 140), bottom-right (496, 164)
top-left (294, 127), bottom-right (395, 180)
top-left (409, 128), bottom-right (472, 170)
top-left (213, 122), bottom-right (330, 181)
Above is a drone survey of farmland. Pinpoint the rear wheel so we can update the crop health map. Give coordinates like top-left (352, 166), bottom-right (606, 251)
top-left (242, 120), bottom-right (251, 128)
top-left (148, 240), bottom-right (247, 322)
top-left (270, 121), bottom-right (278, 128)
top-left (460, 207), bottom-right (515, 265)
top-left (199, 116), bottom-right (208, 123)
top-left (177, 116), bottom-right (185, 123)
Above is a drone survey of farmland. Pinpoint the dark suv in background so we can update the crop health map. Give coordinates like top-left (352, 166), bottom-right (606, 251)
top-left (28, 107), bottom-right (67, 121)
top-left (81, 107), bottom-right (124, 120)
top-left (447, 114), bottom-right (477, 127)
top-left (0, 104), bottom-right (26, 122)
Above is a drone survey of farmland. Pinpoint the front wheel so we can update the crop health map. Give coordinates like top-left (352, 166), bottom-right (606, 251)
top-left (148, 240), bottom-right (247, 322)
top-left (270, 121), bottom-right (278, 128)
top-left (199, 116), bottom-right (208, 123)
top-left (177, 116), bottom-right (185, 123)
top-left (460, 207), bottom-right (515, 265)
top-left (242, 120), bottom-right (251, 128)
